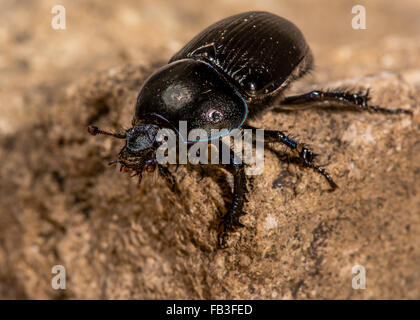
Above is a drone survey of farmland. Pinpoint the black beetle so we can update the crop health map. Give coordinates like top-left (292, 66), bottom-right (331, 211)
top-left (88, 11), bottom-right (411, 246)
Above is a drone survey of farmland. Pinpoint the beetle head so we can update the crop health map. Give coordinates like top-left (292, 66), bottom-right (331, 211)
top-left (87, 123), bottom-right (161, 184)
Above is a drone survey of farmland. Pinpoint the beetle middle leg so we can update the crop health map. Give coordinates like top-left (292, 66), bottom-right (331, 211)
top-left (280, 88), bottom-right (412, 114)
top-left (267, 130), bottom-right (337, 190)
top-left (264, 129), bottom-right (337, 190)
top-left (218, 146), bottom-right (248, 247)
top-left (245, 125), bottom-right (338, 190)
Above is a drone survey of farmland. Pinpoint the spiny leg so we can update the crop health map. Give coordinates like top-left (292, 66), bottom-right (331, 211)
top-left (158, 164), bottom-right (178, 193)
top-left (265, 130), bottom-right (337, 190)
top-left (218, 145), bottom-right (248, 247)
top-left (281, 88), bottom-right (412, 115)
top-left (245, 124), bottom-right (337, 190)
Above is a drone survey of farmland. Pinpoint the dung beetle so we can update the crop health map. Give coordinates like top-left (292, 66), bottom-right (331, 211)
top-left (88, 11), bottom-right (412, 246)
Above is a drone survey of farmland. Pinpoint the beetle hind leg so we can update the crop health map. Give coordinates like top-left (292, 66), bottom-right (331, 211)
top-left (280, 88), bottom-right (412, 115)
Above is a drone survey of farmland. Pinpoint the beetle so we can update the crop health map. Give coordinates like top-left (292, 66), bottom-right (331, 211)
top-left (88, 11), bottom-right (412, 246)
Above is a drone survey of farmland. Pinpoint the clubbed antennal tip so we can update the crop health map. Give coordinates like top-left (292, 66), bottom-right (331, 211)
top-left (87, 125), bottom-right (126, 139)
top-left (87, 125), bottom-right (100, 135)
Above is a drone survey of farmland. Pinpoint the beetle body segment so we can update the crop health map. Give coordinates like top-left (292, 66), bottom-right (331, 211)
top-left (135, 59), bottom-right (247, 141)
top-left (135, 11), bottom-right (313, 141)
top-left (170, 11), bottom-right (312, 100)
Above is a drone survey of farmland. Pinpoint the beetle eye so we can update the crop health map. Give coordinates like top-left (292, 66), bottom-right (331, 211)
top-left (208, 109), bottom-right (223, 123)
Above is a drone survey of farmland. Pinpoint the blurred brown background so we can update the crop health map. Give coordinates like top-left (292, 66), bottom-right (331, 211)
top-left (0, 0), bottom-right (419, 299)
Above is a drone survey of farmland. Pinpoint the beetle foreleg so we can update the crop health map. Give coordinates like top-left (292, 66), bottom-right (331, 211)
top-left (158, 165), bottom-right (178, 193)
top-left (218, 147), bottom-right (248, 247)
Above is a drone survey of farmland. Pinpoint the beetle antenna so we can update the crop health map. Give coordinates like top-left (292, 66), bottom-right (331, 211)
top-left (87, 125), bottom-right (126, 139)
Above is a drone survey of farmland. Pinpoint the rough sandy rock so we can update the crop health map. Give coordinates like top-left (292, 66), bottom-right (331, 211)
top-left (0, 62), bottom-right (419, 299)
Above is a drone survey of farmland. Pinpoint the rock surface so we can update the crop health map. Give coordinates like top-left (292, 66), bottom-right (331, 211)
top-left (0, 0), bottom-right (419, 299)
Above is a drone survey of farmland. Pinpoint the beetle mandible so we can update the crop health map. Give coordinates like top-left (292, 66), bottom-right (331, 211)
top-left (88, 11), bottom-right (412, 246)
